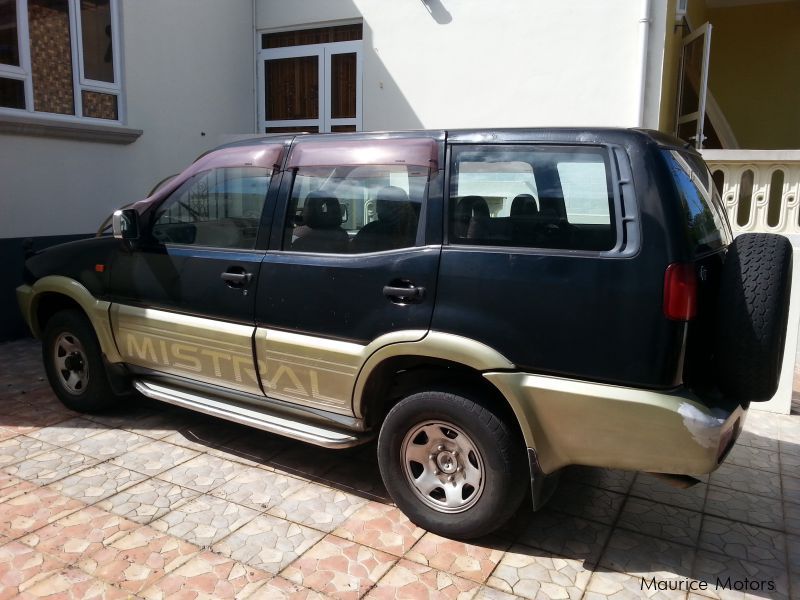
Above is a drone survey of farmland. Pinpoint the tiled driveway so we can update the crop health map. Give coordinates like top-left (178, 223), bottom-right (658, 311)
top-left (0, 338), bottom-right (798, 599)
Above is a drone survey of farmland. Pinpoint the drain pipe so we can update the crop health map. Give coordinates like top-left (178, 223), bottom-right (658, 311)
top-left (634, 0), bottom-right (652, 127)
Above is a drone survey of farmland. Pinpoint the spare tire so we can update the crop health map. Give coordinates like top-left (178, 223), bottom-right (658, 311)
top-left (714, 233), bottom-right (793, 402)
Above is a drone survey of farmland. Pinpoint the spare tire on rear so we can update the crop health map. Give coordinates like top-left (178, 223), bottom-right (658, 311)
top-left (714, 233), bottom-right (793, 402)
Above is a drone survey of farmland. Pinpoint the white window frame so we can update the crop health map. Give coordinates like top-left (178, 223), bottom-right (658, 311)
top-left (257, 39), bottom-right (363, 133)
top-left (675, 22), bottom-right (712, 150)
top-left (0, 0), bottom-right (124, 123)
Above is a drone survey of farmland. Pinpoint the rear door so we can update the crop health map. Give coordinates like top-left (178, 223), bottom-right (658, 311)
top-left (107, 144), bottom-right (285, 395)
top-left (254, 134), bottom-right (444, 416)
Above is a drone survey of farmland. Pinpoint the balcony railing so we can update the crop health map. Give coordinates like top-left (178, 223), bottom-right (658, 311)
top-left (702, 149), bottom-right (800, 235)
top-left (701, 150), bottom-right (800, 415)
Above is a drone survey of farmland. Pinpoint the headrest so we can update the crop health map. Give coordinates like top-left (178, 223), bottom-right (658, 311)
top-left (511, 194), bottom-right (539, 217)
top-left (303, 192), bottom-right (342, 229)
top-left (456, 195), bottom-right (489, 219)
top-left (376, 186), bottom-right (411, 222)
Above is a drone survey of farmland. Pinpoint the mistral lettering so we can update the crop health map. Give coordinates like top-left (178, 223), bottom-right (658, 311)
top-left (641, 577), bottom-right (776, 593)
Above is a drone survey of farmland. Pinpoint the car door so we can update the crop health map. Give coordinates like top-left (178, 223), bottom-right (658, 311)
top-left (254, 134), bottom-right (445, 416)
top-left (107, 143), bottom-right (285, 395)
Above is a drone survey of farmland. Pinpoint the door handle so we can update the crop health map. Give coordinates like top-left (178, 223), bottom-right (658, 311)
top-left (221, 269), bottom-right (252, 287)
top-left (383, 280), bottom-right (425, 304)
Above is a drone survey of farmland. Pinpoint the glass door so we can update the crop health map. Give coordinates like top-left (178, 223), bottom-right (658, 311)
top-left (675, 22), bottom-right (712, 149)
top-left (258, 40), bottom-right (362, 134)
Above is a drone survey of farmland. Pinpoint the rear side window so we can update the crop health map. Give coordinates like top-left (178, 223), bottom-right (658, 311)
top-left (284, 164), bottom-right (428, 254)
top-left (448, 145), bottom-right (616, 251)
top-left (661, 150), bottom-right (732, 255)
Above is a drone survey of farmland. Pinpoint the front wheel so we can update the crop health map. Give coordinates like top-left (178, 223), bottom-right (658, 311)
top-left (377, 388), bottom-right (528, 539)
top-left (42, 309), bottom-right (118, 413)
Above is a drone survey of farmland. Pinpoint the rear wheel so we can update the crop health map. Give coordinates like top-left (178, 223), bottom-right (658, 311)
top-left (714, 233), bottom-right (793, 402)
top-left (377, 388), bottom-right (527, 539)
top-left (42, 310), bottom-right (117, 412)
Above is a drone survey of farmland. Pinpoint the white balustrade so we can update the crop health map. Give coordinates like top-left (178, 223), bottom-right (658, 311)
top-left (701, 150), bottom-right (800, 235)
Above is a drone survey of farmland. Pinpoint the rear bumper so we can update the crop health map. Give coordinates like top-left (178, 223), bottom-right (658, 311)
top-left (484, 371), bottom-right (746, 476)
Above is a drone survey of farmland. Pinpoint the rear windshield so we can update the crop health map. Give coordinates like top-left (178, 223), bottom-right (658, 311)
top-left (661, 149), bottom-right (732, 255)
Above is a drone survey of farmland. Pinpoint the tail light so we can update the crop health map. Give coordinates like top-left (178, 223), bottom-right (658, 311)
top-left (663, 263), bottom-right (697, 320)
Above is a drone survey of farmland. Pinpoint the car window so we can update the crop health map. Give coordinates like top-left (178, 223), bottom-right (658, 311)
top-left (449, 145), bottom-right (616, 251)
top-left (661, 150), bottom-right (732, 255)
top-left (283, 164), bottom-right (427, 254)
top-left (152, 167), bottom-right (271, 249)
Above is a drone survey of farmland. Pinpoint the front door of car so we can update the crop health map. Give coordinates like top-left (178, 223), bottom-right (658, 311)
top-left (107, 162), bottom-right (280, 395)
top-left (254, 136), bottom-right (444, 416)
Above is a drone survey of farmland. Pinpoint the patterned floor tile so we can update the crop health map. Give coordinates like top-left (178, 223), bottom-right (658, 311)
top-left (211, 513), bottom-right (324, 575)
top-left (486, 544), bottom-right (591, 599)
top-left (0, 540), bottom-right (65, 600)
top-left (517, 511), bottom-right (611, 566)
top-left (737, 429), bottom-right (780, 452)
top-left (96, 478), bottom-right (200, 525)
top-left (0, 435), bottom-right (58, 468)
top-left (119, 409), bottom-right (185, 440)
top-left (211, 465), bottom-right (306, 511)
top-left (165, 417), bottom-right (242, 450)
top-left (246, 576), bottom-right (329, 599)
top-left (704, 486), bottom-right (783, 530)
top-left (599, 529), bottom-right (694, 580)
top-left (584, 569), bottom-right (687, 600)
top-left (156, 453), bottom-right (241, 493)
top-left (281, 534), bottom-right (396, 599)
top-left (3, 445), bottom-right (100, 485)
top-left (0, 428), bottom-right (20, 442)
top-left (784, 502), bottom-right (800, 536)
top-left (151, 494), bottom-right (259, 547)
top-left (709, 462), bottom-right (781, 500)
top-left (25, 417), bottom-right (107, 447)
top-left (617, 497), bottom-right (702, 547)
top-left (110, 439), bottom-right (200, 476)
top-left (45, 462), bottom-right (147, 504)
top-left (333, 502), bottom-right (425, 557)
top-left (364, 558), bottom-right (480, 599)
top-left (140, 550), bottom-right (270, 599)
top-left (405, 533), bottom-right (507, 584)
top-left (65, 428), bottom-right (151, 460)
top-left (629, 473), bottom-right (707, 512)
top-left (0, 486), bottom-right (84, 539)
top-left (267, 444), bottom-right (338, 478)
top-left (20, 505), bottom-right (137, 564)
top-left (0, 408), bottom-right (71, 435)
top-left (783, 473), bottom-right (800, 505)
top-left (549, 481), bottom-right (626, 525)
top-left (77, 526), bottom-right (199, 594)
top-left (16, 566), bottom-right (131, 599)
top-left (691, 549), bottom-right (790, 599)
top-left (267, 481), bottom-right (369, 533)
top-left (562, 466), bottom-right (635, 495)
top-left (698, 516), bottom-right (786, 566)
top-left (725, 445), bottom-right (780, 474)
top-left (474, 587), bottom-right (523, 600)
top-left (743, 411), bottom-right (781, 439)
top-left (323, 459), bottom-right (392, 502)
top-left (205, 429), bottom-right (289, 468)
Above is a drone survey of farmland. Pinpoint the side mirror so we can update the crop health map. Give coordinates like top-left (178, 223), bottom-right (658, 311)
top-left (112, 209), bottom-right (140, 240)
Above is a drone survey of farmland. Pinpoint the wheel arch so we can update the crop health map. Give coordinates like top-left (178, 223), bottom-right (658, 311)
top-left (21, 276), bottom-right (121, 363)
top-left (352, 332), bottom-right (536, 452)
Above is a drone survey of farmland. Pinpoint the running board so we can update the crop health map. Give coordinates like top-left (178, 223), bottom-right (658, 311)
top-left (134, 380), bottom-right (364, 449)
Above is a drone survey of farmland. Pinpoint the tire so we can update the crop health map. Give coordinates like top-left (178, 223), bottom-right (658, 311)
top-left (42, 309), bottom-right (117, 413)
top-left (377, 388), bottom-right (528, 539)
top-left (714, 233), bottom-right (793, 402)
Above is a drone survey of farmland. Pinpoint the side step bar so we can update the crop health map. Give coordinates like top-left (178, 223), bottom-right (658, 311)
top-left (134, 380), bottom-right (364, 449)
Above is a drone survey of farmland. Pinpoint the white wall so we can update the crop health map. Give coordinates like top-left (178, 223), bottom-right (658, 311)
top-left (0, 0), bottom-right (255, 239)
top-left (256, 0), bottom-right (666, 132)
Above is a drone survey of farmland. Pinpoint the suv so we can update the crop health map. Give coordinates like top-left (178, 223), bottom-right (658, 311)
top-left (16, 129), bottom-right (792, 539)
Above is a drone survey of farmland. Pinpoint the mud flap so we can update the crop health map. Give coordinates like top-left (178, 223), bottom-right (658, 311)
top-left (528, 447), bottom-right (560, 510)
